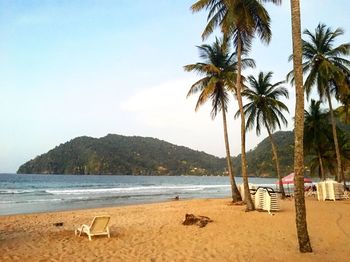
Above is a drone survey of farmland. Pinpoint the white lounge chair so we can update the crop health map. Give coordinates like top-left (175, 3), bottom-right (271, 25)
top-left (75, 216), bottom-right (111, 241)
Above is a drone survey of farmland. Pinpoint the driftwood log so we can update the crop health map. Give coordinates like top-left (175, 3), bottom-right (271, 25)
top-left (182, 214), bottom-right (213, 228)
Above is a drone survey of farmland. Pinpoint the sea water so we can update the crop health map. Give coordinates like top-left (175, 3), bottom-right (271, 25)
top-left (0, 174), bottom-right (277, 215)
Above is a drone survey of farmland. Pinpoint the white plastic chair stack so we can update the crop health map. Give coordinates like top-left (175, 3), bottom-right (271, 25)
top-left (317, 180), bottom-right (344, 201)
top-left (254, 188), bottom-right (266, 210)
top-left (327, 181), bottom-right (336, 200)
top-left (333, 182), bottom-right (344, 200)
top-left (262, 189), bottom-right (280, 214)
top-left (238, 183), bottom-right (257, 201)
top-left (238, 184), bottom-right (244, 200)
top-left (316, 183), bottom-right (324, 201)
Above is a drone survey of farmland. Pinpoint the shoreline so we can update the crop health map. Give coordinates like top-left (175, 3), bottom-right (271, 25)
top-left (1, 197), bottom-right (350, 261)
top-left (1, 174), bottom-right (281, 216)
top-left (0, 197), bottom-right (181, 217)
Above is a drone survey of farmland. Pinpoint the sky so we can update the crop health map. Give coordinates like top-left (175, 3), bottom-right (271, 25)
top-left (0, 0), bottom-right (349, 173)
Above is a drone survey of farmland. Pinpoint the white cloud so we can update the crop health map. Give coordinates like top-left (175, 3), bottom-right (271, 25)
top-left (120, 78), bottom-right (267, 158)
top-left (121, 78), bottom-right (207, 128)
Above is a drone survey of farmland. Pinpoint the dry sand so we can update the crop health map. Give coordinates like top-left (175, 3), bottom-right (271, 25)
top-left (1, 197), bottom-right (349, 262)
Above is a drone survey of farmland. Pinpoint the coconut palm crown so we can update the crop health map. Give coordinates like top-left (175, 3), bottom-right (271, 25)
top-left (287, 23), bottom-right (350, 99)
top-left (236, 71), bottom-right (289, 135)
top-left (184, 38), bottom-right (255, 117)
top-left (191, 0), bottom-right (281, 45)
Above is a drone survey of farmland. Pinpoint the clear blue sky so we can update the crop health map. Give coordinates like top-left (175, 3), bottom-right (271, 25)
top-left (0, 0), bottom-right (349, 173)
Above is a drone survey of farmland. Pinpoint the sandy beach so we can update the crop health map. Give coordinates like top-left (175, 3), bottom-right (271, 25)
top-left (1, 197), bottom-right (349, 262)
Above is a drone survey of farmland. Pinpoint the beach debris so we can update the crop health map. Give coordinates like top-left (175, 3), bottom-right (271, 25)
top-left (182, 214), bottom-right (213, 228)
top-left (53, 222), bottom-right (64, 227)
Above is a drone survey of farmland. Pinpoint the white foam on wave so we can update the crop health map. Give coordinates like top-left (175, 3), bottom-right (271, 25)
top-left (46, 184), bottom-right (231, 195)
top-left (0, 189), bottom-right (48, 195)
top-left (0, 198), bottom-right (63, 204)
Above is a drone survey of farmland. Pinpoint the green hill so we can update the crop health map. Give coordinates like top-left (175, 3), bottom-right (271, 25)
top-left (20, 129), bottom-right (346, 177)
top-left (17, 134), bottom-right (226, 176)
top-left (18, 132), bottom-right (296, 177)
top-left (232, 131), bottom-right (295, 177)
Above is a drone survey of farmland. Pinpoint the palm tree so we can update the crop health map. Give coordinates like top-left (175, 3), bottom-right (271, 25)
top-left (308, 149), bottom-right (336, 180)
top-left (289, 0), bottom-right (312, 253)
top-left (304, 100), bottom-right (332, 180)
top-left (288, 23), bottom-right (350, 182)
top-left (335, 74), bottom-right (350, 124)
top-left (336, 92), bottom-right (350, 124)
top-left (334, 130), bottom-right (350, 189)
top-left (191, 0), bottom-right (281, 211)
top-left (235, 71), bottom-right (289, 198)
top-left (184, 38), bottom-right (254, 202)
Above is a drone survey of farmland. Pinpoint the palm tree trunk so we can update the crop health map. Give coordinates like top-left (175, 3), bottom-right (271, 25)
top-left (265, 122), bottom-right (286, 198)
top-left (222, 101), bottom-right (242, 202)
top-left (341, 167), bottom-right (347, 190)
top-left (318, 151), bottom-right (325, 181)
top-left (235, 35), bottom-right (254, 211)
top-left (290, 0), bottom-right (312, 253)
top-left (326, 89), bottom-right (342, 182)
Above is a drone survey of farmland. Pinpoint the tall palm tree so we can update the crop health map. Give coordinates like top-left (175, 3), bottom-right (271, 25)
top-left (184, 38), bottom-right (254, 202)
top-left (288, 23), bottom-right (350, 182)
top-left (336, 92), bottom-right (350, 124)
top-left (289, 0), bottom-right (312, 253)
top-left (235, 71), bottom-right (289, 198)
top-left (304, 100), bottom-right (332, 180)
top-left (191, 0), bottom-right (281, 211)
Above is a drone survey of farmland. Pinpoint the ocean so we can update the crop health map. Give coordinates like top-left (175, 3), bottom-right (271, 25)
top-left (0, 174), bottom-right (278, 215)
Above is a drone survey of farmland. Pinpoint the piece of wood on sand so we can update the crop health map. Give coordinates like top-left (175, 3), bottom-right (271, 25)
top-left (182, 213), bottom-right (213, 228)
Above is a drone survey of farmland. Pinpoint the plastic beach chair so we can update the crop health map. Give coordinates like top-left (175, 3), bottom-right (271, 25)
top-left (75, 216), bottom-right (111, 241)
top-left (343, 191), bottom-right (350, 200)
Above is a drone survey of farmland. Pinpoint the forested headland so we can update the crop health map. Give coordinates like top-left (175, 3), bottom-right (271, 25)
top-left (19, 131), bottom-right (348, 177)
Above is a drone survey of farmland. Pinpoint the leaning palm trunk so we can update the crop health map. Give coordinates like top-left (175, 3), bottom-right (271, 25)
top-left (318, 151), bottom-right (325, 181)
top-left (222, 100), bottom-right (242, 202)
top-left (235, 36), bottom-right (254, 211)
top-left (290, 0), bottom-right (312, 253)
top-left (265, 123), bottom-right (286, 198)
top-left (326, 90), bottom-right (342, 182)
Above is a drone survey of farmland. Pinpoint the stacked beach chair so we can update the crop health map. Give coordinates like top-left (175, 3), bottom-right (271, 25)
top-left (252, 187), bottom-right (280, 214)
top-left (316, 180), bottom-right (344, 201)
top-left (253, 187), bottom-right (265, 210)
top-left (238, 183), bottom-right (258, 201)
top-left (263, 189), bottom-right (280, 213)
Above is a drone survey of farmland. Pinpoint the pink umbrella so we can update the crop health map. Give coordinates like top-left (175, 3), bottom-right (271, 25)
top-left (276, 172), bottom-right (313, 184)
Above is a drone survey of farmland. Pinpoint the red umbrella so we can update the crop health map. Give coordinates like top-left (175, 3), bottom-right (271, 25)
top-left (276, 172), bottom-right (312, 184)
